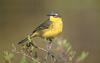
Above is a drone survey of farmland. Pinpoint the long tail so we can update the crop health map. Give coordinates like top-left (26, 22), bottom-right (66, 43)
top-left (18, 32), bottom-right (38, 44)
top-left (18, 37), bottom-right (28, 44)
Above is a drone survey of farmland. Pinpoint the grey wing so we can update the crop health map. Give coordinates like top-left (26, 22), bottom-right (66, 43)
top-left (31, 19), bottom-right (52, 34)
top-left (18, 20), bottom-right (51, 44)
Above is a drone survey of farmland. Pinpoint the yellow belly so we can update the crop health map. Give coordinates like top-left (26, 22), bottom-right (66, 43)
top-left (42, 21), bottom-right (63, 38)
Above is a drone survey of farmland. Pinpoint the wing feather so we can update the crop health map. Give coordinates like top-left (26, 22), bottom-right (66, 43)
top-left (31, 19), bottom-right (52, 34)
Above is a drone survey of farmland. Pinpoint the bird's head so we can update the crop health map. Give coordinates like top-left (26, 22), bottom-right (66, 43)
top-left (47, 11), bottom-right (60, 17)
top-left (47, 11), bottom-right (62, 22)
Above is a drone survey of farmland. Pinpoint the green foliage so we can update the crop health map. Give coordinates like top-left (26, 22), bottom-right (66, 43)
top-left (27, 35), bottom-right (32, 42)
top-left (2, 51), bottom-right (14, 63)
top-left (20, 56), bottom-right (28, 63)
top-left (56, 38), bottom-right (89, 63)
top-left (1, 38), bottom-right (89, 63)
top-left (76, 52), bottom-right (89, 62)
top-left (19, 56), bottom-right (40, 63)
top-left (31, 58), bottom-right (40, 63)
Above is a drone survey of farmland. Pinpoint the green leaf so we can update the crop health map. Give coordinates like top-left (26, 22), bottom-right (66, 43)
top-left (63, 41), bottom-right (72, 53)
top-left (27, 35), bottom-right (32, 42)
top-left (76, 52), bottom-right (89, 62)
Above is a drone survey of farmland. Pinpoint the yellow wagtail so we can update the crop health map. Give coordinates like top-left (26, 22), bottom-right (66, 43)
top-left (18, 11), bottom-right (63, 47)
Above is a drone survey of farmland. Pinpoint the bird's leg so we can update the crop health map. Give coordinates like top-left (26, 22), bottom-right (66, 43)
top-left (45, 38), bottom-right (57, 63)
top-left (46, 38), bottom-right (52, 52)
top-left (45, 38), bottom-right (53, 60)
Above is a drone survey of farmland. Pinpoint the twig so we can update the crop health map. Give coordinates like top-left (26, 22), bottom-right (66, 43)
top-left (37, 46), bottom-right (48, 52)
top-left (33, 43), bottom-right (57, 63)
top-left (12, 43), bottom-right (40, 63)
top-left (12, 43), bottom-right (57, 63)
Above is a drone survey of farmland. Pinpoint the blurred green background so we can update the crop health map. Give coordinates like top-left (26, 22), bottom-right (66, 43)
top-left (0, 0), bottom-right (100, 63)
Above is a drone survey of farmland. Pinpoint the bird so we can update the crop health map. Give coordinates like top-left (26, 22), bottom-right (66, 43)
top-left (18, 11), bottom-right (63, 49)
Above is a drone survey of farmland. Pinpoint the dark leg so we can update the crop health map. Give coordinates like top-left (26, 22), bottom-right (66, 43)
top-left (46, 38), bottom-right (53, 51)
top-left (45, 38), bottom-right (57, 63)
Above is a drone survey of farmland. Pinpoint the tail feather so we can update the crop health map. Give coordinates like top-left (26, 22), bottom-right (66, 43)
top-left (18, 38), bottom-right (28, 44)
top-left (18, 32), bottom-right (37, 44)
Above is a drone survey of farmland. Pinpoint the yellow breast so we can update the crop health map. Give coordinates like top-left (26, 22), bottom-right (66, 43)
top-left (42, 16), bottom-right (63, 38)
